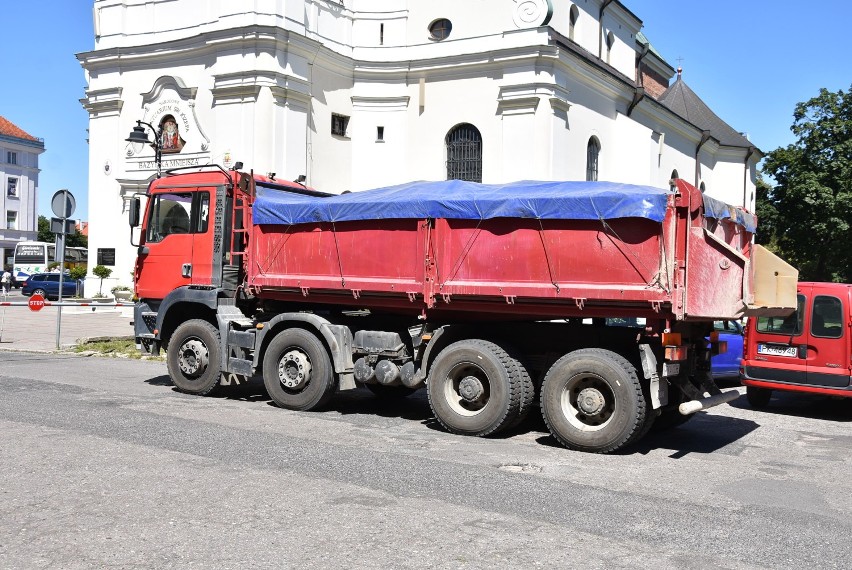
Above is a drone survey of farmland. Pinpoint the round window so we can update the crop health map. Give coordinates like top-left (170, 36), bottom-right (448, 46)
top-left (429, 18), bottom-right (452, 41)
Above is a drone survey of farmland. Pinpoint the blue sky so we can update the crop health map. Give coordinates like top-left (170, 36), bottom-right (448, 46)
top-left (2, 1), bottom-right (851, 221)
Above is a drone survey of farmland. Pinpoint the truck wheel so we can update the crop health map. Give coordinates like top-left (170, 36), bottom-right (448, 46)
top-left (263, 328), bottom-right (335, 411)
top-left (746, 386), bottom-right (772, 409)
top-left (427, 339), bottom-right (522, 437)
top-left (540, 348), bottom-right (646, 453)
top-left (167, 319), bottom-right (222, 396)
top-left (365, 384), bottom-right (417, 398)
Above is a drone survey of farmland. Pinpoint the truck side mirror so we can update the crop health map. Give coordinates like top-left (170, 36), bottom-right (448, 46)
top-left (129, 197), bottom-right (140, 227)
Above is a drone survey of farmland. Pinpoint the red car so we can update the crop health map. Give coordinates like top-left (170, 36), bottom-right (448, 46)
top-left (741, 282), bottom-right (852, 407)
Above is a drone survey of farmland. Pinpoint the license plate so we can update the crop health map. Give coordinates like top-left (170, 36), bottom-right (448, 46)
top-left (757, 343), bottom-right (798, 357)
top-left (662, 362), bottom-right (680, 377)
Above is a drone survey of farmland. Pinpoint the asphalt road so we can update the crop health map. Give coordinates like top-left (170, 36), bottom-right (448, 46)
top-left (1, 352), bottom-right (850, 569)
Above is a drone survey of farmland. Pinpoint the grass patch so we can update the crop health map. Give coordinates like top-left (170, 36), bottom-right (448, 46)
top-left (71, 338), bottom-right (164, 360)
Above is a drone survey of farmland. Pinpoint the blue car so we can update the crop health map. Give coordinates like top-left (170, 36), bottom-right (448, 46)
top-left (21, 273), bottom-right (78, 300)
top-left (710, 320), bottom-right (744, 378)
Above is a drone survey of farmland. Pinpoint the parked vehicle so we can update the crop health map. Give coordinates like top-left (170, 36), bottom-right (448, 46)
top-left (741, 282), bottom-right (852, 407)
top-left (128, 166), bottom-right (796, 453)
top-left (12, 241), bottom-right (55, 288)
top-left (711, 320), bottom-right (744, 379)
top-left (21, 273), bottom-right (77, 300)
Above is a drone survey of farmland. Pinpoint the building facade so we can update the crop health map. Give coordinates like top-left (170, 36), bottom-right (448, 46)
top-left (0, 116), bottom-right (44, 269)
top-left (78, 0), bottom-right (760, 292)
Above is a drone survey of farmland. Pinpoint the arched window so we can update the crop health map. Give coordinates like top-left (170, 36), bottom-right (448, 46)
top-left (569, 5), bottom-right (579, 41)
top-left (586, 137), bottom-right (600, 181)
top-left (446, 123), bottom-right (482, 182)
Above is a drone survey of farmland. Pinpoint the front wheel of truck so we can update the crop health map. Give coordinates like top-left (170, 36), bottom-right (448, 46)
top-left (167, 319), bottom-right (222, 396)
top-left (540, 348), bottom-right (646, 453)
top-left (263, 328), bottom-right (335, 411)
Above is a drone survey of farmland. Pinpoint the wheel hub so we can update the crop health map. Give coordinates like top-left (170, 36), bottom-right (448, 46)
top-left (279, 350), bottom-right (311, 389)
top-left (178, 339), bottom-right (209, 376)
top-left (576, 387), bottom-right (606, 416)
top-left (458, 375), bottom-right (485, 402)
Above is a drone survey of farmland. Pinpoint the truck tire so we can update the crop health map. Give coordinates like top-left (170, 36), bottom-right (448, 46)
top-left (746, 386), bottom-right (772, 409)
top-left (427, 339), bottom-right (523, 437)
top-left (498, 343), bottom-right (535, 429)
top-left (262, 328), bottom-right (335, 411)
top-left (540, 348), bottom-right (646, 453)
top-left (167, 319), bottom-right (222, 396)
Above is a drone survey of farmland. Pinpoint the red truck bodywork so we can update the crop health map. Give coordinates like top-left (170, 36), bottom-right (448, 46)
top-left (131, 168), bottom-right (791, 453)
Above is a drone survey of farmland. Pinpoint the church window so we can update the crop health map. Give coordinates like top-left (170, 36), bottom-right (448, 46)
top-left (446, 123), bottom-right (482, 182)
top-left (331, 113), bottom-right (350, 137)
top-left (429, 18), bottom-right (452, 41)
top-left (586, 137), bottom-right (600, 181)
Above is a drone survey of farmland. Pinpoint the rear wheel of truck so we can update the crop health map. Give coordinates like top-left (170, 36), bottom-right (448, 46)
top-left (540, 348), bottom-right (646, 453)
top-left (167, 319), bottom-right (222, 396)
top-left (427, 339), bottom-right (523, 437)
top-left (263, 328), bottom-right (335, 411)
top-left (746, 386), bottom-right (772, 409)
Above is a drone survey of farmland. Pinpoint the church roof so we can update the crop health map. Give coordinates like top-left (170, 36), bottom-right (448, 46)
top-left (0, 115), bottom-right (42, 144)
top-left (658, 76), bottom-right (755, 150)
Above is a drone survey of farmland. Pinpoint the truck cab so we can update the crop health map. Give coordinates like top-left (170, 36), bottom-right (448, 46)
top-left (741, 282), bottom-right (852, 406)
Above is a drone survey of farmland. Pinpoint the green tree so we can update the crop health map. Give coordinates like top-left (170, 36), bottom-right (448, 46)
top-left (92, 264), bottom-right (113, 296)
top-left (761, 85), bottom-right (852, 282)
top-left (36, 215), bottom-right (88, 248)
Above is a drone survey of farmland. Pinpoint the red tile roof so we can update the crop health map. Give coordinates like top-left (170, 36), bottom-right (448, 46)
top-left (0, 116), bottom-right (39, 142)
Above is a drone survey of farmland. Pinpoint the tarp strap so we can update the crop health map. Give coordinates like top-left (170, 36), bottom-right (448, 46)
top-left (438, 219), bottom-right (483, 291)
top-left (537, 219), bottom-right (561, 294)
top-left (331, 222), bottom-right (346, 287)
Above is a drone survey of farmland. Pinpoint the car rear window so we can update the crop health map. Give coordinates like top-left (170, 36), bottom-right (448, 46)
top-left (757, 294), bottom-right (804, 335)
top-left (32, 275), bottom-right (46, 282)
top-left (812, 295), bottom-right (843, 339)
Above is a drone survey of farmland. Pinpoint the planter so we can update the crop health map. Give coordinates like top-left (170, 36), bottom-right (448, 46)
top-left (113, 291), bottom-right (133, 302)
top-left (94, 297), bottom-right (114, 303)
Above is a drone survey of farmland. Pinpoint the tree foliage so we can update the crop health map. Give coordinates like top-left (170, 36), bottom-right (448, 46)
top-left (37, 215), bottom-right (88, 248)
top-left (761, 85), bottom-right (852, 282)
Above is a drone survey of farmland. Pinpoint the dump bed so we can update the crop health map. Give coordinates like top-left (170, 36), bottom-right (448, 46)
top-left (245, 178), bottom-right (774, 322)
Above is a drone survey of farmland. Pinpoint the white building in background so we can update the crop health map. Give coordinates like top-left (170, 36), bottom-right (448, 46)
top-left (0, 116), bottom-right (43, 269)
top-left (78, 0), bottom-right (760, 292)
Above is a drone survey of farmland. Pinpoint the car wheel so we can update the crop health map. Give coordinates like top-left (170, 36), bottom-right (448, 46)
top-left (262, 328), bottom-right (335, 411)
top-left (746, 386), bottom-right (772, 409)
top-left (32, 288), bottom-right (47, 298)
top-left (540, 348), bottom-right (646, 453)
top-left (166, 319), bottom-right (222, 395)
top-left (427, 339), bottom-right (524, 437)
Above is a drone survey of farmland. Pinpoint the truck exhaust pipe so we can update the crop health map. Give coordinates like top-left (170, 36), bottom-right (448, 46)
top-left (678, 389), bottom-right (740, 416)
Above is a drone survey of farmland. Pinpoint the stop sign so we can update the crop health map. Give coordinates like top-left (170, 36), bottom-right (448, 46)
top-left (28, 294), bottom-right (46, 312)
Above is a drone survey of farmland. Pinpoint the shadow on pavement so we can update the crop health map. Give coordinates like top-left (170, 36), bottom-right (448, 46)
top-left (729, 391), bottom-right (852, 423)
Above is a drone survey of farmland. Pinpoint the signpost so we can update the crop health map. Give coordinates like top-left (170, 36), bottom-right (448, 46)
top-left (28, 294), bottom-right (45, 312)
top-left (51, 189), bottom-right (76, 349)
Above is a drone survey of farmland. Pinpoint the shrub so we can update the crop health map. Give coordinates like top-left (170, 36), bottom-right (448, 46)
top-left (92, 265), bottom-right (113, 295)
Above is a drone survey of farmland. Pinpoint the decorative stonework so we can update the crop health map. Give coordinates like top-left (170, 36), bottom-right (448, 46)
top-left (512, 0), bottom-right (553, 29)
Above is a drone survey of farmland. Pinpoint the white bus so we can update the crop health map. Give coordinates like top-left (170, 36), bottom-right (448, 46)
top-left (12, 241), bottom-right (55, 287)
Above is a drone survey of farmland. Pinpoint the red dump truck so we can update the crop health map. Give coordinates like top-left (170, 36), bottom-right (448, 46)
top-left (128, 166), bottom-right (794, 453)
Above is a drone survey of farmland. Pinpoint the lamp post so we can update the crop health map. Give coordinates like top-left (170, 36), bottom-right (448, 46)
top-left (125, 120), bottom-right (163, 177)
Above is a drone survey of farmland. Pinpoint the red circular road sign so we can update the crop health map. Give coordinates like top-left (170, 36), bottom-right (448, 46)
top-left (28, 294), bottom-right (46, 312)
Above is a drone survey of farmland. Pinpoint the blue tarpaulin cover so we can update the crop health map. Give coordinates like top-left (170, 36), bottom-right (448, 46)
top-left (253, 180), bottom-right (673, 225)
top-left (702, 194), bottom-right (757, 232)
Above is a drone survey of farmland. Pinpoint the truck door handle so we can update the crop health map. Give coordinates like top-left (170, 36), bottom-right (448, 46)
top-left (182, 263), bottom-right (192, 278)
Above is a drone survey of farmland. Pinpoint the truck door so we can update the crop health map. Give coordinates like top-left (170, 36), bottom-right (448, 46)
top-left (804, 290), bottom-right (851, 388)
top-left (136, 191), bottom-right (204, 299)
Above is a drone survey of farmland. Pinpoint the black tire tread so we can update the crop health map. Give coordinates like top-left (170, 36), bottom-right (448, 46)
top-left (541, 348), bottom-right (646, 454)
top-left (427, 339), bottom-right (522, 437)
top-left (166, 319), bottom-right (221, 396)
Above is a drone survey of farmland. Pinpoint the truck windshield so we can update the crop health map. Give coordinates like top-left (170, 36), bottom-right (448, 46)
top-left (147, 193), bottom-right (193, 242)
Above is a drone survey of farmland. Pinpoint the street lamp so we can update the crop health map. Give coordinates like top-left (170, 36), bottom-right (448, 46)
top-left (125, 120), bottom-right (163, 177)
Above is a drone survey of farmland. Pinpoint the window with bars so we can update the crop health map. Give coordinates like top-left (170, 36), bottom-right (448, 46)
top-left (586, 137), bottom-right (600, 181)
top-left (331, 113), bottom-right (350, 137)
top-left (7, 177), bottom-right (17, 197)
top-left (446, 124), bottom-right (482, 183)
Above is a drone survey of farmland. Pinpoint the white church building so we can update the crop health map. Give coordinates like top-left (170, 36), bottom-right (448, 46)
top-left (78, 0), bottom-right (760, 293)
